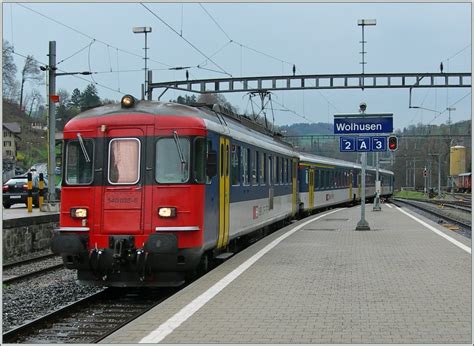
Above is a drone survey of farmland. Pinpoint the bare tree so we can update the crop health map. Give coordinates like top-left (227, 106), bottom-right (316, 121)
top-left (26, 89), bottom-right (44, 117)
top-left (197, 93), bottom-right (237, 112)
top-left (19, 55), bottom-right (43, 112)
top-left (2, 40), bottom-right (18, 100)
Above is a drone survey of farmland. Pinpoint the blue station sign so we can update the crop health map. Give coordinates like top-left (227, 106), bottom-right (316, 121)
top-left (334, 113), bottom-right (393, 134)
top-left (339, 136), bottom-right (389, 152)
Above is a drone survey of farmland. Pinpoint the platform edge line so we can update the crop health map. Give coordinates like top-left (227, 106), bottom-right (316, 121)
top-left (139, 208), bottom-right (344, 344)
top-left (395, 205), bottom-right (471, 254)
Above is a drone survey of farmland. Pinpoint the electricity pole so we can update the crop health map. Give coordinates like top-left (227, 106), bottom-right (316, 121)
top-left (40, 41), bottom-right (93, 211)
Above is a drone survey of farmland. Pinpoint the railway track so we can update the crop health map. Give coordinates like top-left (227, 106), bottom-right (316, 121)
top-left (392, 198), bottom-right (471, 237)
top-left (3, 253), bottom-right (64, 285)
top-left (2, 287), bottom-right (177, 343)
top-left (3, 253), bottom-right (58, 269)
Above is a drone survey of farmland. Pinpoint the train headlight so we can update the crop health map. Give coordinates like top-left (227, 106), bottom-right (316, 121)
top-left (158, 207), bottom-right (177, 218)
top-left (121, 95), bottom-right (136, 108)
top-left (71, 208), bottom-right (88, 219)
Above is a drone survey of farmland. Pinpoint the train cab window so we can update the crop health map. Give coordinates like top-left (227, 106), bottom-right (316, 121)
top-left (251, 150), bottom-right (258, 185)
top-left (241, 147), bottom-right (249, 185)
top-left (193, 137), bottom-right (206, 183)
top-left (155, 137), bottom-right (190, 183)
top-left (231, 145), bottom-right (240, 186)
top-left (259, 152), bottom-right (265, 185)
top-left (65, 139), bottom-right (94, 185)
top-left (109, 138), bottom-right (140, 185)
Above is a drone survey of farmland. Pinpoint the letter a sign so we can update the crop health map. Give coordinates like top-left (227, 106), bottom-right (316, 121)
top-left (357, 137), bottom-right (371, 152)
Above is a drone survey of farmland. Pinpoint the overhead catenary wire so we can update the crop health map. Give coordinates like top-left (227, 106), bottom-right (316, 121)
top-left (57, 39), bottom-right (95, 65)
top-left (12, 50), bottom-right (131, 96)
top-left (427, 91), bottom-right (471, 125)
top-left (140, 3), bottom-right (232, 77)
top-left (197, 3), bottom-right (319, 119)
top-left (198, 3), bottom-right (232, 42)
top-left (16, 3), bottom-right (173, 68)
top-left (441, 44), bottom-right (471, 63)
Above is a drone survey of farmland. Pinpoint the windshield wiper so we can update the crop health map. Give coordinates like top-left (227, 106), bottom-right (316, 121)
top-left (173, 131), bottom-right (187, 175)
top-left (77, 133), bottom-right (91, 163)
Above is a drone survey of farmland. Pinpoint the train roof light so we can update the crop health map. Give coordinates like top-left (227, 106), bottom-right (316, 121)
top-left (121, 95), bottom-right (136, 108)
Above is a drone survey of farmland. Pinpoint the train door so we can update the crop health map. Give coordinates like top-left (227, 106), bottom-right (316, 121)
top-left (309, 168), bottom-right (315, 209)
top-left (102, 128), bottom-right (146, 235)
top-left (291, 159), bottom-right (297, 216)
top-left (217, 137), bottom-right (230, 249)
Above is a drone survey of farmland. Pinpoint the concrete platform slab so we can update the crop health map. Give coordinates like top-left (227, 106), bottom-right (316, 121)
top-left (102, 203), bottom-right (471, 344)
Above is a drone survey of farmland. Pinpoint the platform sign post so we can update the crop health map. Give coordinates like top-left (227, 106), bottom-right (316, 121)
top-left (373, 151), bottom-right (381, 211)
top-left (335, 109), bottom-right (394, 229)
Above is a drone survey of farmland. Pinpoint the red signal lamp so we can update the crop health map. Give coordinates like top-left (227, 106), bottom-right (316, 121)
top-left (388, 135), bottom-right (398, 151)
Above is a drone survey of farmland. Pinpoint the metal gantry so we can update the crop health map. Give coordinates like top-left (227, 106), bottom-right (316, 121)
top-left (148, 72), bottom-right (471, 99)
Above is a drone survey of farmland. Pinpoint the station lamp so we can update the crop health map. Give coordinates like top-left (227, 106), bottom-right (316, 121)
top-left (388, 135), bottom-right (398, 151)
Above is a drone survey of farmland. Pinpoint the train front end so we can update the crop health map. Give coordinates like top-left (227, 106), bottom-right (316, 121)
top-left (51, 98), bottom-right (209, 287)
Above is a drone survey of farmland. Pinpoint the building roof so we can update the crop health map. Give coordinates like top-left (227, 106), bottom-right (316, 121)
top-left (3, 122), bottom-right (21, 134)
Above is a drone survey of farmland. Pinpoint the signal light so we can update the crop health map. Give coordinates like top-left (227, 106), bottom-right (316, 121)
top-left (388, 136), bottom-right (398, 151)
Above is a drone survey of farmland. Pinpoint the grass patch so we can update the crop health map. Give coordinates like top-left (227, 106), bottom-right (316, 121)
top-left (394, 190), bottom-right (427, 200)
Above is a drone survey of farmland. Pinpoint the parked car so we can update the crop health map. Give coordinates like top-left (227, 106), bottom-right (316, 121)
top-left (2, 175), bottom-right (60, 208)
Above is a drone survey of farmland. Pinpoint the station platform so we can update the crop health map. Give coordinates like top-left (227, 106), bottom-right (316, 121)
top-left (102, 203), bottom-right (471, 344)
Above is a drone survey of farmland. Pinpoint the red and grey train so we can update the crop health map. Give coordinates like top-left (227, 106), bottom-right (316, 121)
top-left (51, 96), bottom-right (394, 287)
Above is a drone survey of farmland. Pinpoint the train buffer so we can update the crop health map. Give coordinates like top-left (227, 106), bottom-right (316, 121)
top-left (102, 203), bottom-right (471, 344)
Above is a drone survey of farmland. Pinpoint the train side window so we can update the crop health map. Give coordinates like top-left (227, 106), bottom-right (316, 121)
top-left (65, 139), bottom-right (94, 185)
top-left (268, 156), bottom-right (273, 185)
top-left (288, 159), bottom-right (293, 181)
top-left (316, 169), bottom-right (320, 190)
top-left (109, 138), bottom-right (140, 185)
top-left (220, 143), bottom-right (224, 177)
top-left (241, 147), bottom-right (249, 186)
top-left (155, 137), bottom-right (190, 183)
top-left (251, 150), bottom-right (258, 185)
top-left (273, 157), bottom-right (277, 185)
top-left (279, 157), bottom-right (283, 184)
top-left (259, 152), bottom-right (265, 185)
top-left (205, 140), bottom-right (213, 184)
top-left (193, 137), bottom-right (206, 183)
top-left (231, 144), bottom-right (240, 186)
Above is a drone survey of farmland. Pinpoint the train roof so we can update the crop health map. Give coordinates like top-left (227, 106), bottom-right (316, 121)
top-left (74, 100), bottom-right (393, 175)
top-left (74, 100), bottom-right (297, 157)
top-left (299, 152), bottom-right (358, 169)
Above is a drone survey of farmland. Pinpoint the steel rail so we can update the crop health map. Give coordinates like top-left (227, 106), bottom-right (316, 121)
top-left (3, 264), bottom-right (65, 285)
top-left (2, 289), bottom-right (109, 343)
top-left (3, 253), bottom-right (57, 270)
top-left (392, 198), bottom-right (471, 234)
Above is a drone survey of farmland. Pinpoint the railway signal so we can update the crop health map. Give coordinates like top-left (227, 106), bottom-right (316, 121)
top-left (388, 135), bottom-right (398, 151)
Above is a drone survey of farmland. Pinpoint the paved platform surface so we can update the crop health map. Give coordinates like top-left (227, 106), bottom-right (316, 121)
top-left (2, 206), bottom-right (58, 221)
top-left (102, 203), bottom-right (471, 344)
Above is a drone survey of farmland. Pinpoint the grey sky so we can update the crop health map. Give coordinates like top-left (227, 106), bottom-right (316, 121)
top-left (3, 2), bottom-right (471, 130)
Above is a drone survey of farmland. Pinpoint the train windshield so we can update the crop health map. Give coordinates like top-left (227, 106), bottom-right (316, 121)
top-left (108, 138), bottom-right (141, 184)
top-left (65, 139), bottom-right (94, 185)
top-left (156, 137), bottom-right (190, 183)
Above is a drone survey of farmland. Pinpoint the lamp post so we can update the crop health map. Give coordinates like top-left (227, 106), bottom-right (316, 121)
top-left (133, 27), bottom-right (152, 99)
top-left (356, 102), bottom-right (370, 231)
top-left (357, 19), bottom-right (376, 90)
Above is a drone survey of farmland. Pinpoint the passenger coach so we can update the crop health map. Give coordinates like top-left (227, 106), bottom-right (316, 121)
top-left (51, 96), bottom-right (393, 287)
